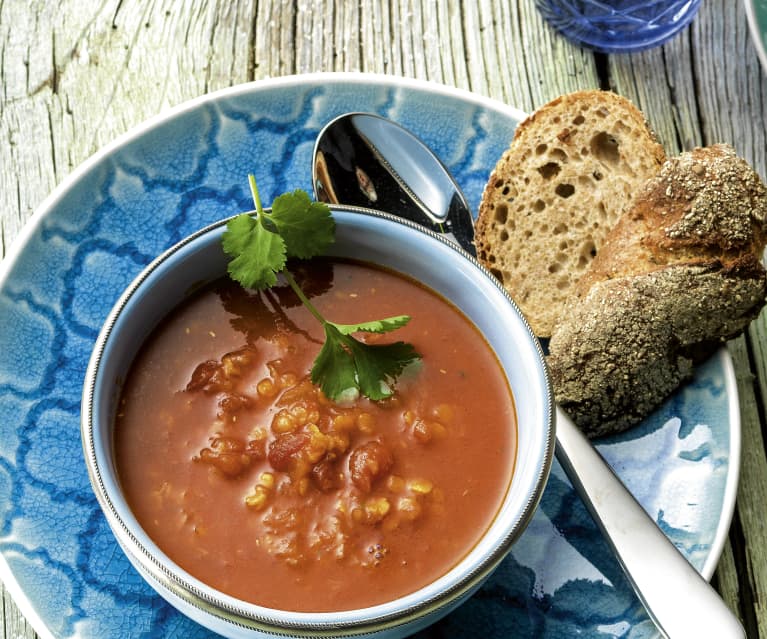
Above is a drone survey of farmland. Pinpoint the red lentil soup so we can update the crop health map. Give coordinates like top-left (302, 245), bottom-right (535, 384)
top-left (114, 258), bottom-right (516, 612)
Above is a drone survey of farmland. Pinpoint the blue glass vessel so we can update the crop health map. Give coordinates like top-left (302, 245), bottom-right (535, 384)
top-left (535, 0), bottom-right (702, 53)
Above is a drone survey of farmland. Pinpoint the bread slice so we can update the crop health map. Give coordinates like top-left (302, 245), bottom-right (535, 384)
top-left (474, 90), bottom-right (666, 337)
top-left (548, 144), bottom-right (767, 437)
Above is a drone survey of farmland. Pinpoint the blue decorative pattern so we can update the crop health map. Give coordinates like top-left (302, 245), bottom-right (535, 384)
top-left (0, 75), bottom-right (736, 638)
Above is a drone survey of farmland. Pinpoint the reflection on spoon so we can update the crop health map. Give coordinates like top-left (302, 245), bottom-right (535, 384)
top-left (313, 112), bottom-right (476, 254)
top-left (313, 112), bottom-right (745, 639)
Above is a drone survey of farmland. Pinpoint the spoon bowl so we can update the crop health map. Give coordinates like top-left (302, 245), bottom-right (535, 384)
top-left (313, 112), bottom-right (476, 253)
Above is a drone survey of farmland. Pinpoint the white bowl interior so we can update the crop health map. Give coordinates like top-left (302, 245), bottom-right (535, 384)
top-left (82, 207), bottom-right (554, 636)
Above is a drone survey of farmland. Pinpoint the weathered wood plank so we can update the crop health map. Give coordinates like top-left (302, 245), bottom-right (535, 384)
top-left (461, 0), bottom-right (601, 109)
top-left (2, 588), bottom-right (36, 639)
top-left (680, 3), bottom-right (766, 636)
top-left (728, 332), bottom-right (767, 638)
top-left (714, 537), bottom-right (746, 633)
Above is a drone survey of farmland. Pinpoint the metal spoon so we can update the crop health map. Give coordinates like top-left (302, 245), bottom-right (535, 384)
top-left (312, 113), bottom-right (745, 639)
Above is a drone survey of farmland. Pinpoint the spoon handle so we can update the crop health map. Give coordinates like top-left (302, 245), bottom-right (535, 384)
top-left (554, 407), bottom-right (745, 638)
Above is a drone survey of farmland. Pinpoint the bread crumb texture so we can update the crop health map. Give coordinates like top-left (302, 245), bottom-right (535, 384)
top-left (548, 144), bottom-right (767, 437)
top-left (474, 90), bottom-right (666, 337)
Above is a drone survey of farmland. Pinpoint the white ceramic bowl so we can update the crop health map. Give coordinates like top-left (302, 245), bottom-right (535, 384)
top-left (81, 205), bottom-right (555, 638)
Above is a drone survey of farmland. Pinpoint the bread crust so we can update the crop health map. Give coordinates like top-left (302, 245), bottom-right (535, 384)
top-left (548, 144), bottom-right (767, 437)
top-left (475, 90), bottom-right (666, 337)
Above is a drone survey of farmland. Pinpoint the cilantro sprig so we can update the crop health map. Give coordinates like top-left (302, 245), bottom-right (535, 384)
top-left (222, 175), bottom-right (421, 402)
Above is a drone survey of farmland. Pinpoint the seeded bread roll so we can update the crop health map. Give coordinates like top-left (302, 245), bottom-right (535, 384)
top-left (475, 90), bottom-right (666, 337)
top-left (548, 144), bottom-right (767, 437)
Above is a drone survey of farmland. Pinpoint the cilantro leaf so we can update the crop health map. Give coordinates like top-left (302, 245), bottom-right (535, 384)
top-left (270, 190), bottom-right (335, 259)
top-left (333, 315), bottom-right (412, 335)
top-left (345, 338), bottom-right (421, 400)
top-left (223, 175), bottom-right (422, 402)
top-left (222, 213), bottom-right (286, 289)
top-left (312, 321), bottom-right (421, 401)
top-left (311, 324), bottom-right (360, 401)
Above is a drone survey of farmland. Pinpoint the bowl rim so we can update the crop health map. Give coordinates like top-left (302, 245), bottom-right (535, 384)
top-left (80, 204), bottom-right (556, 635)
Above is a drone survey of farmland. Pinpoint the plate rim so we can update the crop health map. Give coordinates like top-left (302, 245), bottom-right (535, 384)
top-left (745, 0), bottom-right (767, 74)
top-left (0, 71), bottom-right (740, 637)
top-left (699, 346), bottom-right (741, 580)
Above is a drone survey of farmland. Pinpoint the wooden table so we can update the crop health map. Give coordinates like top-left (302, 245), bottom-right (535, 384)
top-left (1, 1), bottom-right (765, 637)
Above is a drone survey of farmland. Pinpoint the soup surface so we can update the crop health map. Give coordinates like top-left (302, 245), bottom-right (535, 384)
top-left (115, 258), bottom-right (516, 612)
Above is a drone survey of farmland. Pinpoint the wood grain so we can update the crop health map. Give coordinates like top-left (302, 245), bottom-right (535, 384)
top-left (1, 1), bottom-right (765, 637)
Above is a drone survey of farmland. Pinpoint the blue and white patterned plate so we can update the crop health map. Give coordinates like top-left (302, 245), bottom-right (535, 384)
top-left (0, 73), bottom-right (739, 639)
top-left (746, 0), bottom-right (767, 74)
